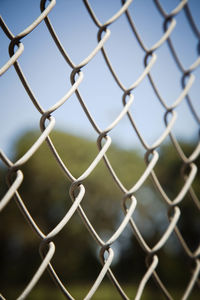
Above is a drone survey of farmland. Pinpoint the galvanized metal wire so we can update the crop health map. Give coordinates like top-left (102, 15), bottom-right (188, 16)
top-left (0, 0), bottom-right (200, 299)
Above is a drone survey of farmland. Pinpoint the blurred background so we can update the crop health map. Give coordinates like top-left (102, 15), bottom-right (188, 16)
top-left (0, 0), bottom-right (200, 299)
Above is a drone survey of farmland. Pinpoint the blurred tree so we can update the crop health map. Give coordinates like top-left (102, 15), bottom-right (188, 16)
top-left (115, 140), bottom-right (200, 288)
top-left (0, 130), bottom-right (144, 287)
top-left (0, 131), bottom-right (199, 293)
top-left (155, 141), bottom-right (200, 251)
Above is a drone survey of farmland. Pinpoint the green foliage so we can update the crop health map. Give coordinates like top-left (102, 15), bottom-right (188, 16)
top-left (0, 130), bottom-right (199, 294)
top-left (0, 130), bottom-right (145, 289)
top-left (13, 130), bottom-right (144, 234)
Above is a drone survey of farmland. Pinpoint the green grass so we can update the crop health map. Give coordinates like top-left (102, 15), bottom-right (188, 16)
top-left (26, 283), bottom-right (154, 300)
top-left (3, 283), bottom-right (200, 299)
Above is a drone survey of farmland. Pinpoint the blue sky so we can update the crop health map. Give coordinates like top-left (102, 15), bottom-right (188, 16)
top-left (0, 0), bottom-right (199, 157)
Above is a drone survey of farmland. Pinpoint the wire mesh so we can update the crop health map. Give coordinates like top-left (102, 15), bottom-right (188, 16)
top-left (0, 0), bottom-right (200, 299)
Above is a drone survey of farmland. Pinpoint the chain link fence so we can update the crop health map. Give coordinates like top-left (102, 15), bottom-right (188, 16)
top-left (0, 0), bottom-right (200, 299)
